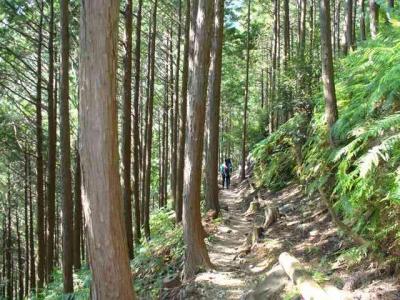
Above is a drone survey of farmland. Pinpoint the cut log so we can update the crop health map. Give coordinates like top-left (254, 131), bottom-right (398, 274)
top-left (279, 252), bottom-right (331, 300)
top-left (263, 206), bottom-right (278, 228)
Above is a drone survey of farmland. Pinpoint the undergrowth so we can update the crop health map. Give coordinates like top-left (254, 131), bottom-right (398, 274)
top-left (251, 20), bottom-right (400, 253)
top-left (29, 208), bottom-right (184, 299)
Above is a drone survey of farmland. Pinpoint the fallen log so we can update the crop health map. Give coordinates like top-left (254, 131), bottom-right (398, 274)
top-left (279, 252), bottom-right (331, 300)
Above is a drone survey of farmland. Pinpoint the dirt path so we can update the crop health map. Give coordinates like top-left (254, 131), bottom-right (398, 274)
top-left (183, 177), bottom-right (400, 300)
top-left (186, 179), bottom-right (262, 299)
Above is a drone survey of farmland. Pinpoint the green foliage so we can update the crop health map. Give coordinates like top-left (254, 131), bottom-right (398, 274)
top-left (251, 113), bottom-right (309, 190)
top-left (133, 208), bottom-right (184, 298)
top-left (251, 22), bottom-right (400, 251)
top-left (302, 24), bottom-right (400, 250)
top-left (28, 268), bottom-right (91, 300)
top-left (31, 208), bottom-right (183, 299)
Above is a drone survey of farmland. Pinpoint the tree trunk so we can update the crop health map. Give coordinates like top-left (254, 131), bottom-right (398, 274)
top-left (299, 0), bottom-right (307, 59)
top-left (60, 0), bottom-right (74, 293)
top-left (205, 0), bottom-right (224, 214)
top-left (176, 0), bottom-right (191, 223)
top-left (183, 0), bottom-right (214, 280)
top-left (24, 151), bottom-right (30, 294)
top-left (360, 0), bottom-right (366, 40)
top-left (6, 175), bottom-right (12, 299)
top-left (240, 0), bottom-right (251, 181)
top-left (335, 0), bottom-right (341, 55)
top-left (169, 24), bottom-right (177, 210)
top-left (173, 0), bottom-right (182, 209)
top-left (343, 0), bottom-right (353, 54)
top-left (46, 0), bottom-right (56, 283)
top-left (79, 0), bottom-right (136, 298)
top-left (369, 0), bottom-right (379, 39)
top-left (284, 0), bottom-right (290, 65)
top-left (143, 0), bottom-right (158, 239)
top-left (73, 145), bottom-right (82, 270)
top-left (320, 0), bottom-right (339, 146)
top-left (122, 0), bottom-right (134, 259)
top-left (16, 204), bottom-right (24, 299)
top-left (141, 20), bottom-right (152, 227)
top-left (35, 0), bottom-right (45, 289)
top-left (28, 156), bottom-right (35, 290)
top-left (133, 0), bottom-right (143, 245)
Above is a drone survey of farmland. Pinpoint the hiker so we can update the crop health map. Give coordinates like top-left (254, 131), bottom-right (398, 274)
top-left (220, 158), bottom-right (233, 189)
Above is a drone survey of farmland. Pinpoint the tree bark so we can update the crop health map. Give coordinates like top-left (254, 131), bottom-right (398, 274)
top-left (240, 0), bottom-right (251, 181)
top-left (35, 0), bottom-right (45, 289)
top-left (284, 0), bottom-right (290, 65)
top-left (122, 0), bottom-right (134, 259)
top-left (360, 0), bottom-right (366, 40)
top-left (60, 0), bottom-right (74, 293)
top-left (369, 0), bottom-right (379, 39)
top-left (205, 0), bottom-right (224, 213)
top-left (168, 24), bottom-right (176, 210)
top-left (320, 0), bottom-right (339, 146)
top-left (16, 204), bottom-right (24, 299)
top-left (143, 0), bottom-right (158, 239)
top-left (28, 156), bottom-right (35, 291)
top-left (73, 145), bottom-right (82, 270)
top-left (46, 0), bottom-right (56, 283)
top-left (299, 0), bottom-right (307, 60)
top-left (133, 0), bottom-right (143, 244)
top-left (172, 0), bottom-right (182, 209)
top-left (24, 151), bottom-right (30, 294)
top-left (176, 0), bottom-right (191, 223)
top-left (182, 0), bottom-right (214, 280)
top-left (6, 175), bottom-right (12, 299)
top-left (343, 0), bottom-right (353, 54)
top-left (79, 0), bottom-right (136, 298)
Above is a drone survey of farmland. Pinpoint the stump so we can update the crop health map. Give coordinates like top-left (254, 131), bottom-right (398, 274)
top-left (264, 206), bottom-right (279, 228)
top-left (252, 226), bottom-right (263, 244)
top-left (245, 201), bottom-right (260, 216)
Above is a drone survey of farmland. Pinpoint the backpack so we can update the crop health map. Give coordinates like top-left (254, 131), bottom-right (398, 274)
top-left (224, 164), bottom-right (230, 176)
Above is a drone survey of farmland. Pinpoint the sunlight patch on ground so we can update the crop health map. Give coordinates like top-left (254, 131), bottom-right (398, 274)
top-left (195, 271), bottom-right (245, 288)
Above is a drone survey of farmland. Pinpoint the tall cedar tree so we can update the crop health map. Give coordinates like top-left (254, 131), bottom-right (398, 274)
top-left (240, 0), bottom-right (251, 180)
top-left (35, 0), bottom-right (45, 289)
top-left (122, 0), bottom-right (134, 259)
top-left (369, 0), bottom-right (379, 38)
top-left (183, 0), bottom-right (214, 280)
top-left (176, 0), bottom-right (191, 223)
top-left (143, 0), bottom-right (158, 239)
top-left (46, 0), bottom-right (57, 282)
top-left (320, 0), bottom-right (339, 145)
top-left (205, 0), bottom-right (224, 213)
top-left (133, 0), bottom-right (143, 244)
top-left (79, 0), bottom-right (136, 298)
top-left (60, 0), bottom-right (74, 292)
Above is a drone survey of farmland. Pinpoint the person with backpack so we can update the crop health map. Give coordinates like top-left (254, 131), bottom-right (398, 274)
top-left (220, 158), bottom-right (233, 189)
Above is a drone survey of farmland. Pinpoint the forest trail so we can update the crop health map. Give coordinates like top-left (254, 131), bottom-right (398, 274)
top-left (187, 177), bottom-right (259, 299)
top-left (184, 176), bottom-right (400, 300)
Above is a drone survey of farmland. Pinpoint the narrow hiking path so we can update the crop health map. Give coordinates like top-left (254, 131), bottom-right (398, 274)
top-left (184, 176), bottom-right (259, 299)
top-left (181, 175), bottom-right (400, 300)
